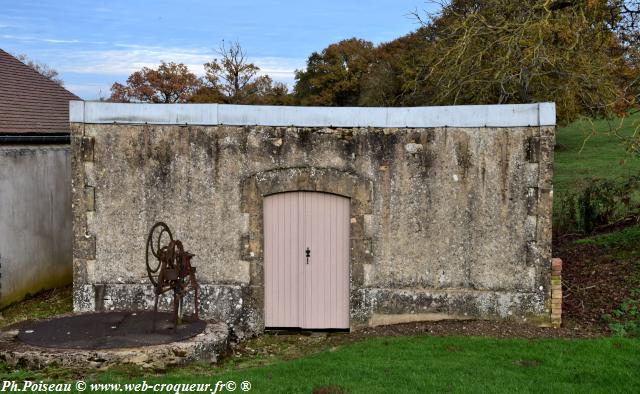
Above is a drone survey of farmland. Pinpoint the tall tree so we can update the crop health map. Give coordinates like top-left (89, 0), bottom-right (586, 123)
top-left (259, 81), bottom-right (295, 105)
top-left (359, 28), bottom-right (432, 106)
top-left (109, 61), bottom-right (201, 103)
top-left (294, 38), bottom-right (375, 106)
top-left (411, 0), bottom-right (639, 123)
top-left (15, 54), bottom-right (63, 86)
top-left (191, 41), bottom-right (291, 104)
top-left (605, 0), bottom-right (640, 48)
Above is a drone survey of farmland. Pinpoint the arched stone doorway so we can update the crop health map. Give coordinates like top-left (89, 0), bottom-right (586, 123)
top-left (239, 167), bottom-right (374, 331)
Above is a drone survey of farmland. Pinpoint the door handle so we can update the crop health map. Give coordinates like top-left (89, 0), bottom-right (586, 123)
top-left (305, 247), bottom-right (311, 264)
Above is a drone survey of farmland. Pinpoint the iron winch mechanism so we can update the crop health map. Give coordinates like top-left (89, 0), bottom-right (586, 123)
top-left (145, 222), bottom-right (199, 328)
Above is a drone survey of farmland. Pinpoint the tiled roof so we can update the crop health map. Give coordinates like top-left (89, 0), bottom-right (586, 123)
top-left (0, 48), bottom-right (80, 134)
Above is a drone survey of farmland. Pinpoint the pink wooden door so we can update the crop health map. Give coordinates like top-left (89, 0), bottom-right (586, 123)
top-left (264, 191), bottom-right (350, 329)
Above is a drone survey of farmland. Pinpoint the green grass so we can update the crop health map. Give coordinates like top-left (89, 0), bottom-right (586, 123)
top-left (554, 113), bottom-right (640, 198)
top-left (576, 224), bottom-right (640, 249)
top-left (2, 336), bottom-right (638, 393)
top-left (553, 113), bottom-right (640, 232)
top-left (0, 286), bottom-right (72, 329)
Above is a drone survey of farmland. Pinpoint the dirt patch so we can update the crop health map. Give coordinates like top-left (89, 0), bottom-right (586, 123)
top-left (312, 386), bottom-right (345, 394)
top-left (352, 319), bottom-right (600, 339)
top-left (513, 359), bottom-right (542, 368)
top-left (554, 227), bottom-right (640, 333)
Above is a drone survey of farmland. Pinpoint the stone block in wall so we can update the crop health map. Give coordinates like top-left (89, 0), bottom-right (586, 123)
top-left (73, 234), bottom-right (96, 260)
top-left (85, 187), bottom-right (95, 212)
top-left (526, 241), bottom-right (538, 265)
top-left (73, 283), bottom-right (95, 312)
top-left (81, 136), bottom-right (94, 162)
top-left (525, 136), bottom-right (541, 163)
top-left (363, 263), bottom-right (374, 286)
top-left (537, 127), bottom-right (555, 190)
top-left (525, 163), bottom-right (539, 187)
top-left (525, 216), bottom-right (537, 241)
top-left (527, 187), bottom-right (538, 215)
top-left (73, 283), bottom-right (260, 338)
top-left (357, 288), bottom-right (547, 327)
top-left (363, 214), bottom-right (374, 237)
top-left (84, 162), bottom-right (96, 186)
top-left (239, 234), bottom-right (251, 260)
top-left (536, 188), bottom-right (553, 263)
top-left (350, 215), bottom-right (365, 239)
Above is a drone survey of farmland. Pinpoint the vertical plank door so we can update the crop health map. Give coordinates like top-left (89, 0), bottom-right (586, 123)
top-left (264, 191), bottom-right (350, 329)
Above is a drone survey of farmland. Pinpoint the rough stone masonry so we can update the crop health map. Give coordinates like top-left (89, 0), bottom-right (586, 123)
top-left (70, 102), bottom-right (555, 338)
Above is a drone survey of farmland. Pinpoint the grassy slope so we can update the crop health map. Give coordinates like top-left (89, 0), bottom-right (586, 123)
top-left (554, 114), bottom-right (640, 335)
top-left (554, 112), bottom-right (640, 198)
top-left (3, 336), bottom-right (638, 393)
top-left (576, 225), bottom-right (640, 249)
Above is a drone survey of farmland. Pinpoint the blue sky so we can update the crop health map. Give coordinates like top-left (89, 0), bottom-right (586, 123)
top-left (0, 1), bottom-right (435, 99)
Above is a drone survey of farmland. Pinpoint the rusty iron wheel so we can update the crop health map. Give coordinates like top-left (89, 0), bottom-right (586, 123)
top-left (146, 222), bottom-right (173, 287)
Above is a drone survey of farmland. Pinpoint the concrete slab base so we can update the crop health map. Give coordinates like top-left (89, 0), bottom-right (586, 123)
top-left (0, 319), bottom-right (229, 369)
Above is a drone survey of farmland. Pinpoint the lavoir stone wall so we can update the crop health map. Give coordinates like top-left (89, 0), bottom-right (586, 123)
top-left (70, 102), bottom-right (555, 337)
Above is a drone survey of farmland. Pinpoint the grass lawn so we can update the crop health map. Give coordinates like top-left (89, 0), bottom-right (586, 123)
top-left (576, 224), bottom-right (640, 250)
top-left (553, 114), bottom-right (640, 336)
top-left (552, 113), bottom-right (640, 232)
top-left (553, 112), bottom-right (640, 198)
top-left (2, 336), bottom-right (639, 393)
top-left (0, 286), bottom-right (71, 329)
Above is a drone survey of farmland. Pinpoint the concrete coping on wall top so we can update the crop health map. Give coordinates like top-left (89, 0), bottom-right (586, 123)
top-left (70, 101), bottom-right (556, 128)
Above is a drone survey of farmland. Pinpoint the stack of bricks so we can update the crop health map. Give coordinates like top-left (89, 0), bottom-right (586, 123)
top-left (551, 258), bottom-right (563, 327)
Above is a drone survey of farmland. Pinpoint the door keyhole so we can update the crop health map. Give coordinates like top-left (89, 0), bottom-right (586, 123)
top-left (305, 247), bottom-right (311, 264)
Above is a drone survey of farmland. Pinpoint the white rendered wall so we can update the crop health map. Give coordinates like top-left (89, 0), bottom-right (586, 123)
top-left (0, 146), bottom-right (72, 307)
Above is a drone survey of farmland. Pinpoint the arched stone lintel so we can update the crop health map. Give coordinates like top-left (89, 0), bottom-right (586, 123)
top-left (241, 167), bottom-right (372, 211)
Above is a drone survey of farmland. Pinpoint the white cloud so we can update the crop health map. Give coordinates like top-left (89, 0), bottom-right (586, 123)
top-left (58, 47), bottom-right (213, 75)
top-left (56, 45), bottom-right (305, 81)
top-left (1, 34), bottom-right (81, 43)
top-left (51, 44), bottom-right (304, 99)
top-left (64, 83), bottom-right (112, 100)
top-left (0, 34), bottom-right (105, 44)
top-left (255, 56), bottom-right (306, 76)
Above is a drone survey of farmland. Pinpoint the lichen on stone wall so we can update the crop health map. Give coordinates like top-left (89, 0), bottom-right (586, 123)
top-left (71, 122), bottom-right (555, 335)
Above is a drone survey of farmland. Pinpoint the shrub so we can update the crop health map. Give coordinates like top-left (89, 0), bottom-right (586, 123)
top-left (555, 175), bottom-right (640, 234)
top-left (603, 292), bottom-right (640, 338)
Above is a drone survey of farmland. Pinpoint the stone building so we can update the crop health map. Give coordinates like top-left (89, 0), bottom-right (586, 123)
top-left (0, 49), bottom-right (77, 308)
top-left (70, 101), bottom-right (556, 337)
